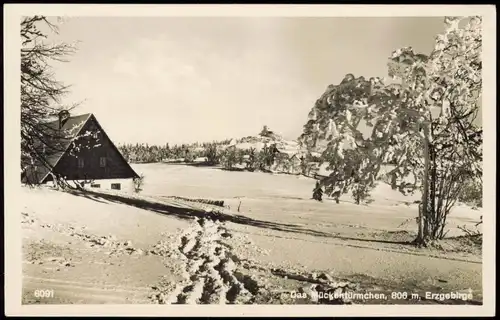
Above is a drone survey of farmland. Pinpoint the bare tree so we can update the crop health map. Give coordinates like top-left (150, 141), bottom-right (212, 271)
top-left (21, 16), bottom-right (79, 187)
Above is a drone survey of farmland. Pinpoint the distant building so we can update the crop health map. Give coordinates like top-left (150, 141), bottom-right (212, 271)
top-left (22, 111), bottom-right (139, 192)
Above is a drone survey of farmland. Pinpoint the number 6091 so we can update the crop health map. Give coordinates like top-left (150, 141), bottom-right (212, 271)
top-left (34, 289), bottom-right (54, 298)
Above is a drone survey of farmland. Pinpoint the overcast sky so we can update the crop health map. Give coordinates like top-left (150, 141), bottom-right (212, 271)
top-left (48, 17), bottom-right (447, 145)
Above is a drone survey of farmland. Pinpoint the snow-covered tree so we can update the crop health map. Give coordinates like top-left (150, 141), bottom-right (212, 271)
top-left (133, 173), bottom-right (145, 193)
top-left (183, 147), bottom-right (195, 163)
top-left (246, 147), bottom-right (257, 171)
top-left (312, 181), bottom-right (323, 202)
top-left (299, 16), bottom-right (483, 246)
top-left (204, 143), bottom-right (220, 165)
top-left (221, 147), bottom-right (238, 170)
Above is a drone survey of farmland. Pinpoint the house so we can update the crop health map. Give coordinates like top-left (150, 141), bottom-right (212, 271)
top-left (22, 111), bottom-right (139, 192)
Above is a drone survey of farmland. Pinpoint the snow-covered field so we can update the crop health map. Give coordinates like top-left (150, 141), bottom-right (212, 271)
top-left (22, 163), bottom-right (483, 305)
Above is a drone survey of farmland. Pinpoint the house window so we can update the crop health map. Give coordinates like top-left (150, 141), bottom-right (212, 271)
top-left (91, 183), bottom-right (101, 188)
top-left (77, 157), bottom-right (85, 168)
top-left (99, 157), bottom-right (107, 167)
top-left (111, 183), bottom-right (121, 190)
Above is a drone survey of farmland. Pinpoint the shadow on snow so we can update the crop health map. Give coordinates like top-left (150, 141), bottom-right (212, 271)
top-left (64, 189), bottom-right (412, 246)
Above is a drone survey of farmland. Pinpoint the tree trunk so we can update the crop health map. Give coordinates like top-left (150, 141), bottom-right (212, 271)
top-left (429, 144), bottom-right (440, 239)
top-left (391, 172), bottom-right (398, 190)
top-left (355, 186), bottom-right (361, 205)
top-left (415, 123), bottom-right (431, 246)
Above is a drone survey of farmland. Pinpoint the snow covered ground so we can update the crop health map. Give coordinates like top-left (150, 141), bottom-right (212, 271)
top-left (22, 163), bottom-right (483, 305)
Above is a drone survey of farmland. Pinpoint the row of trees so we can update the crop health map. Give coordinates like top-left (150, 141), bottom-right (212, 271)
top-left (300, 16), bottom-right (483, 245)
top-left (117, 140), bottom-right (231, 163)
top-left (117, 125), bottom-right (278, 164)
top-left (116, 125), bottom-right (313, 175)
top-left (208, 143), bottom-right (324, 177)
top-left (118, 140), bottom-right (295, 173)
top-left (219, 144), bottom-right (281, 172)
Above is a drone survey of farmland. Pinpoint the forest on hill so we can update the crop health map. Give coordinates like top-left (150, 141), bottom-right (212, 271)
top-left (117, 126), bottom-right (324, 177)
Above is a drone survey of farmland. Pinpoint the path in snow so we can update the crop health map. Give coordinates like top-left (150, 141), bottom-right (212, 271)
top-left (149, 217), bottom-right (263, 304)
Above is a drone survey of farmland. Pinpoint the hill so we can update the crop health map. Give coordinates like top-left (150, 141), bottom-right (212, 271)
top-left (217, 129), bottom-right (329, 176)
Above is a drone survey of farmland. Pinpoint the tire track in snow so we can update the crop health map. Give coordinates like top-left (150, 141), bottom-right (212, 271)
top-left (150, 217), bottom-right (261, 304)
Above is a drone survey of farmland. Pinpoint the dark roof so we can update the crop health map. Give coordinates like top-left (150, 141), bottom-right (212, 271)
top-left (49, 113), bottom-right (92, 133)
top-left (43, 113), bottom-right (92, 165)
top-left (22, 113), bottom-right (138, 184)
top-left (21, 114), bottom-right (91, 184)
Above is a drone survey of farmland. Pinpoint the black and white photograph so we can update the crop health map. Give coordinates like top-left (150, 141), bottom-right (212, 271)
top-left (4, 4), bottom-right (496, 317)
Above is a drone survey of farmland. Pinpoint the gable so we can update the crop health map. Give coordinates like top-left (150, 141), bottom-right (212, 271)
top-left (32, 114), bottom-right (138, 183)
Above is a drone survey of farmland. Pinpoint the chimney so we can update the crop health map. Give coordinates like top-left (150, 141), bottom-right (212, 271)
top-left (58, 110), bottom-right (70, 129)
